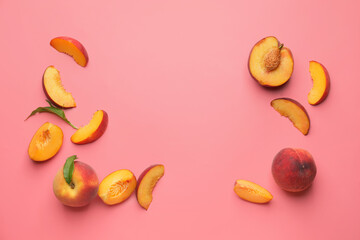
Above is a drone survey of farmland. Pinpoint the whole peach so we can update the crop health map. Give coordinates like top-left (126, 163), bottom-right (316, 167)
top-left (272, 148), bottom-right (317, 192)
top-left (53, 161), bottom-right (99, 207)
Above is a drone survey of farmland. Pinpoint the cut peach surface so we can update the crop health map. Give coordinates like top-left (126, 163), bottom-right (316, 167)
top-left (43, 66), bottom-right (76, 108)
top-left (71, 110), bottom-right (108, 144)
top-left (136, 164), bottom-right (164, 210)
top-left (234, 180), bottom-right (273, 203)
top-left (98, 170), bottom-right (137, 205)
top-left (308, 61), bottom-right (330, 105)
top-left (249, 36), bottom-right (294, 87)
top-left (271, 98), bottom-right (310, 135)
top-left (28, 122), bottom-right (63, 161)
top-left (50, 37), bottom-right (89, 67)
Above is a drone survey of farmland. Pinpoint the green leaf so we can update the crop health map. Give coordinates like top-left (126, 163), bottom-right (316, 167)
top-left (25, 100), bottom-right (78, 129)
top-left (63, 155), bottom-right (77, 185)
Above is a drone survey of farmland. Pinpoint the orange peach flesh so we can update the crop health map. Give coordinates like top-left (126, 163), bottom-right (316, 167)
top-left (234, 180), bottom-right (273, 203)
top-left (43, 66), bottom-right (76, 108)
top-left (137, 165), bottom-right (164, 210)
top-left (98, 170), bottom-right (137, 205)
top-left (271, 98), bottom-right (310, 135)
top-left (50, 38), bottom-right (88, 67)
top-left (249, 37), bottom-right (294, 87)
top-left (28, 122), bottom-right (63, 161)
top-left (71, 110), bottom-right (106, 144)
top-left (308, 61), bottom-right (330, 105)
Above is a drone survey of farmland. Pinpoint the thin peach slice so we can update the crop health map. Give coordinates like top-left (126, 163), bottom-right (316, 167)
top-left (234, 180), bottom-right (273, 203)
top-left (136, 164), bottom-right (164, 210)
top-left (71, 110), bottom-right (108, 144)
top-left (43, 66), bottom-right (76, 108)
top-left (50, 37), bottom-right (89, 67)
top-left (308, 61), bottom-right (330, 105)
top-left (28, 122), bottom-right (63, 161)
top-left (271, 98), bottom-right (310, 135)
top-left (248, 36), bottom-right (294, 87)
top-left (98, 170), bottom-right (137, 205)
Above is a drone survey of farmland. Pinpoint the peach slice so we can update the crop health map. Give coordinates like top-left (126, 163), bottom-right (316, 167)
top-left (136, 164), bottom-right (165, 210)
top-left (50, 37), bottom-right (89, 67)
top-left (43, 66), bottom-right (76, 108)
top-left (271, 98), bottom-right (310, 135)
top-left (308, 61), bottom-right (330, 105)
top-left (98, 170), bottom-right (137, 205)
top-left (234, 180), bottom-right (273, 203)
top-left (71, 110), bottom-right (108, 144)
top-left (248, 36), bottom-right (294, 87)
top-left (28, 122), bottom-right (63, 161)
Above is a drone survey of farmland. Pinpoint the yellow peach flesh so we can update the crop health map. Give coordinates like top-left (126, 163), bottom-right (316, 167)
top-left (50, 38), bottom-right (87, 67)
top-left (308, 61), bottom-right (329, 105)
top-left (71, 110), bottom-right (104, 143)
top-left (234, 180), bottom-right (273, 203)
top-left (98, 170), bottom-right (137, 205)
top-left (43, 66), bottom-right (76, 108)
top-left (28, 122), bottom-right (63, 161)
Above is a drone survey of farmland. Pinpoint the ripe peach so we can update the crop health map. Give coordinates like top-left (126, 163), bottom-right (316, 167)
top-left (272, 148), bottom-right (317, 192)
top-left (53, 160), bottom-right (99, 207)
top-left (50, 37), bottom-right (89, 67)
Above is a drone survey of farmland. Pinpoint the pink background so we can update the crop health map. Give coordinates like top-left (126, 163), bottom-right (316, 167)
top-left (1, 0), bottom-right (359, 239)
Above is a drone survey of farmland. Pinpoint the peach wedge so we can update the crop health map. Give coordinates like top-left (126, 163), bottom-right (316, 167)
top-left (50, 37), bottom-right (89, 67)
top-left (136, 164), bottom-right (165, 210)
top-left (308, 61), bottom-right (330, 105)
top-left (234, 180), bottom-right (273, 203)
top-left (98, 170), bottom-right (137, 205)
top-left (28, 122), bottom-right (63, 161)
top-left (271, 98), bottom-right (310, 135)
top-left (71, 110), bottom-right (108, 144)
top-left (248, 36), bottom-right (294, 87)
top-left (43, 66), bottom-right (76, 108)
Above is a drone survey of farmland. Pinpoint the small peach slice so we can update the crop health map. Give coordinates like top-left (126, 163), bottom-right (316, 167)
top-left (71, 110), bottom-right (108, 144)
top-left (234, 180), bottom-right (273, 203)
top-left (28, 122), bottom-right (63, 161)
top-left (98, 170), bottom-right (137, 205)
top-left (50, 37), bottom-right (89, 67)
top-left (136, 164), bottom-right (165, 210)
top-left (271, 98), bottom-right (310, 135)
top-left (249, 36), bottom-right (294, 87)
top-left (43, 66), bottom-right (76, 108)
top-left (308, 61), bottom-right (330, 105)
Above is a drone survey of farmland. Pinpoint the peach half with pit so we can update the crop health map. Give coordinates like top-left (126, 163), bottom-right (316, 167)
top-left (248, 36), bottom-right (294, 87)
top-left (98, 170), bottom-right (137, 205)
top-left (28, 122), bottom-right (63, 162)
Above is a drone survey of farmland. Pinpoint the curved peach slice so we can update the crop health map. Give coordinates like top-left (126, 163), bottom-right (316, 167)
top-left (71, 110), bottom-right (108, 144)
top-left (248, 36), bottom-right (294, 87)
top-left (28, 122), bottom-right (63, 161)
top-left (234, 180), bottom-right (273, 203)
top-left (50, 37), bottom-right (89, 67)
top-left (98, 170), bottom-right (137, 205)
top-left (43, 66), bottom-right (76, 108)
top-left (308, 61), bottom-right (330, 105)
top-left (271, 98), bottom-right (310, 135)
top-left (136, 164), bottom-right (164, 210)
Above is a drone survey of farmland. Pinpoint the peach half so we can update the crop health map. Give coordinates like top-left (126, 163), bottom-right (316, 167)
top-left (234, 180), bottom-right (273, 204)
top-left (136, 164), bottom-right (164, 210)
top-left (98, 170), bottom-right (137, 205)
top-left (271, 98), bottom-right (310, 135)
top-left (71, 110), bottom-right (108, 144)
top-left (50, 37), bottom-right (89, 67)
top-left (308, 61), bottom-right (330, 105)
top-left (249, 36), bottom-right (294, 87)
top-left (43, 66), bottom-right (76, 108)
top-left (28, 122), bottom-right (63, 161)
